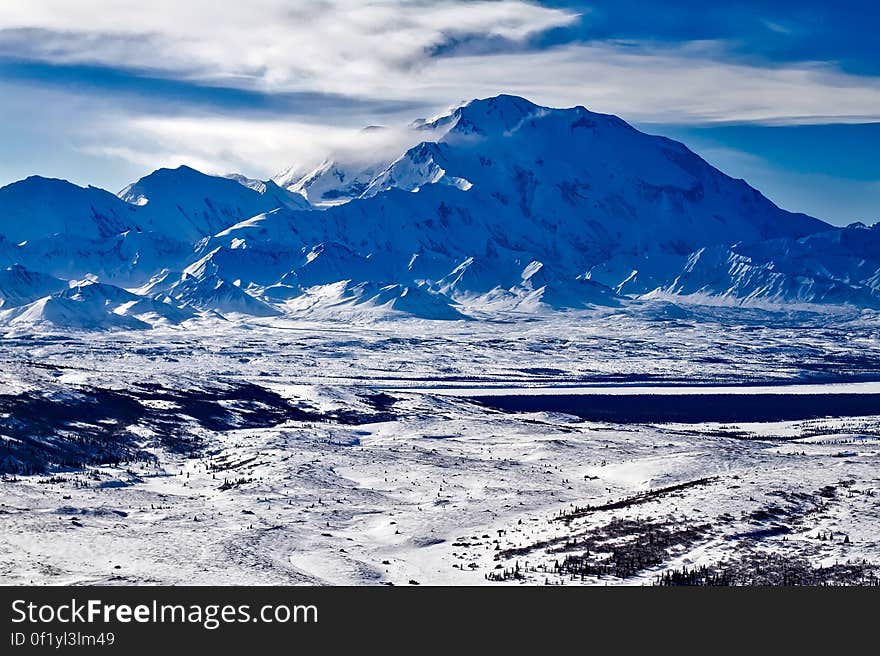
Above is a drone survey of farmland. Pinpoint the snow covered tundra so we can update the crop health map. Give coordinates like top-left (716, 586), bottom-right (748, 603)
top-left (1, 96), bottom-right (879, 585)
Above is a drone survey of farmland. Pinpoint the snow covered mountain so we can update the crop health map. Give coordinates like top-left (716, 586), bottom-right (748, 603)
top-left (0, 176), bottom-right (138, 243)
top-left (275, 159), bottom-right (391, 207)
top-left (0, 279), bottom-right (196, 332)
top-left (118, 165), bottom-right (309, 242)
top-left (141, 249), bottom-right (281, 318)
top-left (1, 94), bottom-right (878, 330)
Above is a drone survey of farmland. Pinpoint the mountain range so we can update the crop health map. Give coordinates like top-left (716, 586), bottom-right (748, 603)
top-left (1, 94), bottom-right (877, 331)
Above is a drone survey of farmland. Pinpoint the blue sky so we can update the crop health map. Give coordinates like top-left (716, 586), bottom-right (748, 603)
top-left (0, 0), bottom-right (878, 225)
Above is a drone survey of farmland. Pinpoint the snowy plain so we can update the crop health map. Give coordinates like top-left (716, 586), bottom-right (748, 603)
top-left (1, 305), bottom-right (879, 586)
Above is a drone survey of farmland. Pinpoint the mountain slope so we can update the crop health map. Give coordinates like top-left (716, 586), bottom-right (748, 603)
top-left (225, 174), bottom-right (311, 211)
top-left (0, 265), bottom-right (67, 308)
top-left (0, 177), bottom-right (138, 242)
top-left (276, 159), bottom-right (391, 207)
top-left (142, 252), bottom-right (281, 318)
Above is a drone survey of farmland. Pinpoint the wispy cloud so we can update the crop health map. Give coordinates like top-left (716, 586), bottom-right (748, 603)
top-left (0, 1), bottom-right (578, 91)
top-left (81, 115), bottom-right (431, 186)
top-left (409, 42), bottom-right (880, 124)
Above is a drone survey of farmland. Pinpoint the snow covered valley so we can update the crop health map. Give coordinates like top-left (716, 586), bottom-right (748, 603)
top-left (2, 309), bottom-right (879, 586)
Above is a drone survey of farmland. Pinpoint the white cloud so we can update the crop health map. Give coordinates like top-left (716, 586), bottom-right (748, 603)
top-left (3, 1), bottom-right (880, 190)
top-left (0, 0), bottom-right (578, 90)
top-left (81, 115), bottom-right (430, 183)
top-left (75, 40), bottom-right (880, 184)
top-left (4, 2), bottom-right (879, 126)
top-left (403, 42), bottom-right (880, 124)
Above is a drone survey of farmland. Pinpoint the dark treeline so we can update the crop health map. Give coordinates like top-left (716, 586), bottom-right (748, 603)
top-left (554, 477), bottom-right (718, 524)
top-left (656, 553), bottom-right (880, 586)
top-left (490, 516), bottom-right (708, 582)
top-left (0, 382), bottom-right (398, 475)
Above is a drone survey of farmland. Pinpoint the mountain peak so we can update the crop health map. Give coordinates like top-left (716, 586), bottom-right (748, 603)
top-left (446, 95), bottom-right (544, 135)
top-left (116, 165), bottom-right (306, 240)
top-left (0, 175), bottom-right (137, 243)
top-left (4, 175), bottom-right (86, 193)
top-left (461, 94), bottom-right (541, 114)
top-left (126, 164), bottom-right (212, 187)
top-left (431, 95), bottom-right (632, 141)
